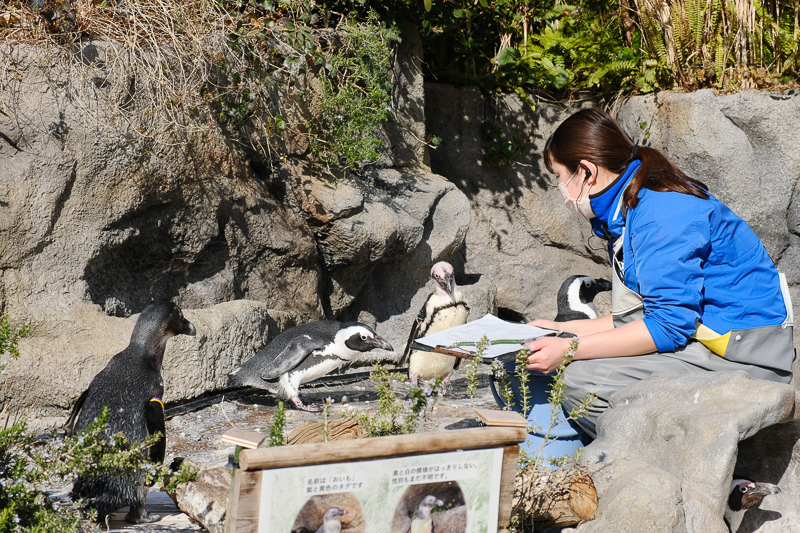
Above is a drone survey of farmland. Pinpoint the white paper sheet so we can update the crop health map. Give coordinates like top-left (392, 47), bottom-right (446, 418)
top-left (412, 314), bottom-right (557, 360)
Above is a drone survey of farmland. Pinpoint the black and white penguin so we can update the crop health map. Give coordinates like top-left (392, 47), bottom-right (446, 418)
top-left (410, 495), bottom-right (444, 533)
top-left (554, 275), bottom-right (612, 322)
top-left (400, 261), bottom-right (470, 393)
top-left (228, 321), bottom-right (393, 411)
top-left (315, 507), bottom-right (347, 533)
top-left (724, 477), bottom-right (781, 532)
top-left (65, 301), bottom-right (196, 524)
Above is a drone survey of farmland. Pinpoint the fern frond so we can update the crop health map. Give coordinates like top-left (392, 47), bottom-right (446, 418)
top-left (671, 1), bottom-right (687, 65)
top-left (714, 32), bottom-right (726, 80)
top-left (639, 3), bottom-right (670, 63)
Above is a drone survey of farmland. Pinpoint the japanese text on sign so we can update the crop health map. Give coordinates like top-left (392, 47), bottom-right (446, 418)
top-left (304, 473), bottom-right (365, 495)
top-left (390, 461), bottom-right (479, 486)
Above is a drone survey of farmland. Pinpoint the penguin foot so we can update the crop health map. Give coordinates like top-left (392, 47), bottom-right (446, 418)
top-left (125, 506), bottom-right (162, 524)
top-left (290, 396), bottom-right (319, 412)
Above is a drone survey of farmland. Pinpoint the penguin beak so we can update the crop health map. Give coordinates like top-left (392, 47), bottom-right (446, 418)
top-left (750, 482), bottom-right (781, 498)
top-left (182, 320), bottom-right (197, 337)
top-left (595, 278), bottom-right (612, 292)
top-left (443, 272), bottom-right (455, 295)
top-left (369, 335), bottom-right (393, 352)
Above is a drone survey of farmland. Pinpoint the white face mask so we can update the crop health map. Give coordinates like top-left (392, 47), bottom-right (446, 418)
top-left (558, 167), bottom-right (595, 219)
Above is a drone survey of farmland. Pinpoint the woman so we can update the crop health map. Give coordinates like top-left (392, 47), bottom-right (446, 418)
top-left (527, 108), bottom-right (794, 438)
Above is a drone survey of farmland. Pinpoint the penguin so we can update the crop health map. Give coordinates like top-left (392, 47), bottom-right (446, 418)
top-left (554, 275), bottom-right (612, 322)
top-left (64, 301), bottom-right (196, 524)
top-left (400, 261), bottom-right (470, 394)
top-left (724, 477), bottom-right (781, 532)
top-left (315, 507), bottom-right (347, 533)
top-left (228, 321), bottom-right (393, 411)
top-left (410, 495), bottom-right (444, 533)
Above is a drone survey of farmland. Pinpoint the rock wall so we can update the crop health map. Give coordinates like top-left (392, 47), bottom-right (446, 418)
top-left (0, 30), bottom-right (479, 425)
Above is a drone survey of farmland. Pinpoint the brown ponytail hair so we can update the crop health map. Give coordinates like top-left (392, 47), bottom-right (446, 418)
top-left (544, 108), bottom-right (708, 208)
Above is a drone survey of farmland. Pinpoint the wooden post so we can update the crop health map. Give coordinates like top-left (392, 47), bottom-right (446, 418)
top-left (239, 426), bottom-right (527, 471)
top-left (498, 444), bottom-right (521, 529)
top-left (227, 470), bottom-right (262, 533)
top-left (223, 429), bottom-right (266, 533)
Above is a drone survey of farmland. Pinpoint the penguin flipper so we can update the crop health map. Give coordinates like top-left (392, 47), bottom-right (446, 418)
top-left (400, 303), bottom-right (428, 366)
top-left (64, 388), bottom-right (90, 437)
top-left (260, 335), bottom-right (323, 380)
top-left (145, 398), bottom-right (166, 464)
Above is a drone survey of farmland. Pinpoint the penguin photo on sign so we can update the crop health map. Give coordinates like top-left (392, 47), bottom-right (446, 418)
top-left (554, 274), bottom-right (612, 322)
top-left (315, 507), bottom-right (348, 533)
top-left (291, 494), bottom-right (362, 533)
top-left (410, 495), bottom-right (444, 533)
top-left (391, 481), bottom-right (465, 533)
top-left (400, 261), bottom-right (470, 395)
top-left (228, 320), bottom-right (393, 411)
top-left (65, 301), bottom-right (196, 524)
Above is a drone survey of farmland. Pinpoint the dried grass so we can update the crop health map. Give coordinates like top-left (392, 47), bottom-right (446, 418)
top-left (0, 0), bottom-right (298, 158)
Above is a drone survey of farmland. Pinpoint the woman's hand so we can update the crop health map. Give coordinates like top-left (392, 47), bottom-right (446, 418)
top-left (525, 336), bottom-right (576, 375)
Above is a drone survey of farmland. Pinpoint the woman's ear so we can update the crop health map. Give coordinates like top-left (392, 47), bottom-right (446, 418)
top-left (579, 159), bottom-right (598, 183)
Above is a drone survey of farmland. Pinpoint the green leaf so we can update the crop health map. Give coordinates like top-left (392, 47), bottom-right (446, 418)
top-left (496, 47), bottom-right (521, 70)
top-left (424, 0), bottom-right (432, 12)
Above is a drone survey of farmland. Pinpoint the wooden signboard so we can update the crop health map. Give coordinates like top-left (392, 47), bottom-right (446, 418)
top-left (225, 413), bottom-right (527, 533)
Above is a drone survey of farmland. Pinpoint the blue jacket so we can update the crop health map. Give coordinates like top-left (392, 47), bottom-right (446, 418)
top-left (588, 161), bottom-right (787, 352)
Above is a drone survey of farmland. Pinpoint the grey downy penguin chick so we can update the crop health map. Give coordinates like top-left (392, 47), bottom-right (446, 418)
top-left (315, 507), bottom-right (347, 533)
top-left (400, 261), bottom-right (469, 395)
top-left (554, 274), bottom-right (612, 322)
top-left (410, 495), bottom-right (444, 533)
top-left (228, 321), bottom-right (393, 411)
top-left (724, 477), bottom-right (781, 532)
top-left (65, 301), bottom-right (196, 524)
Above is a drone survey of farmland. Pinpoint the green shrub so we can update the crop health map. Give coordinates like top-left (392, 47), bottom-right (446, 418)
top-left (309, 11), bottom-right (399, 167)
top-left (355, 364), bottom-right (441, 436)
top-left (0, 408), bottom-right (197, 533)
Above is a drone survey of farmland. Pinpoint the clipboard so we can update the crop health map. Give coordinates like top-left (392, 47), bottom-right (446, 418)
top-left (409, 314), bottom-right (560, 364)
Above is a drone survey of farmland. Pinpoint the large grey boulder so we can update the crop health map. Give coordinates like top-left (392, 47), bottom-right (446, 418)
top-left (576, 372), bottom-right (795, 533)
top-left (279, 162), bottom-right (474, 320)
top-left (0, 43), bottom-right (325, 424)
